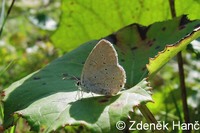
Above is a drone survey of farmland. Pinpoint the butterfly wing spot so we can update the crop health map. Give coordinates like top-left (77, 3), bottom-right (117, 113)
top-left (80, 39), bottom-right (126, 95)
top-left (85, 65), bottom-right (125, 95)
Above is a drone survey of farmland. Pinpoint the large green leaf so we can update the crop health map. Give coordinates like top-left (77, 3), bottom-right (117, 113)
top-left (3, 16), bottom-right (200, 132)
top-left (51, 0), bottom-right (172, 51)
top-left (176, 0), bottom-right (200, 19)
top-left (3, 40), bottom-right (152, 132)
top-left (109, 16), bottom-right (200, 85)
top-left (51, 0), bottom-right (200, 51)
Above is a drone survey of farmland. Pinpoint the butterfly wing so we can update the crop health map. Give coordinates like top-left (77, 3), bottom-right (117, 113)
top-left (81, 39), bottom-right (126, 95)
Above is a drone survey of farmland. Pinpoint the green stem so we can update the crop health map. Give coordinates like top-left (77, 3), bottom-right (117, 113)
top-left (138, 104), bottom-right (164, 133)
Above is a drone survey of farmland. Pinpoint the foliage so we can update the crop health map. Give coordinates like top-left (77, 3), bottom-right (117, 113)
top-left (0, 0), bottom-right (61, 89)
top-left (1, 0), bottom-right (200, 133)
top-left (51, 0), bottom-right (200, 51)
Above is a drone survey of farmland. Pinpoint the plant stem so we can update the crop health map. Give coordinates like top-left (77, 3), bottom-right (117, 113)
top-left (168, 1), bottom-right (191, 132)
top-left (169, 0), bottom-right (176, 17)
top-left (139, 104), bottom-right (164, 133)
top-left (0, 0), bottom-right (16, 36)
top-left (177, 52), bottom-right (190, 133)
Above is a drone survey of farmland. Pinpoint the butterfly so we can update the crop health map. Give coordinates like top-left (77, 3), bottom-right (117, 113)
top-left (78, 39), bottom-right (126, 96)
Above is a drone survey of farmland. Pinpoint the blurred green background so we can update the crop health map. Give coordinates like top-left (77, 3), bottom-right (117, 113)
top-left (0, 1), bottom-right (62, 132)
top-left (0, 0), bottom-right (61, 89)
top-left (0, 0), bottom-right (199, 132)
